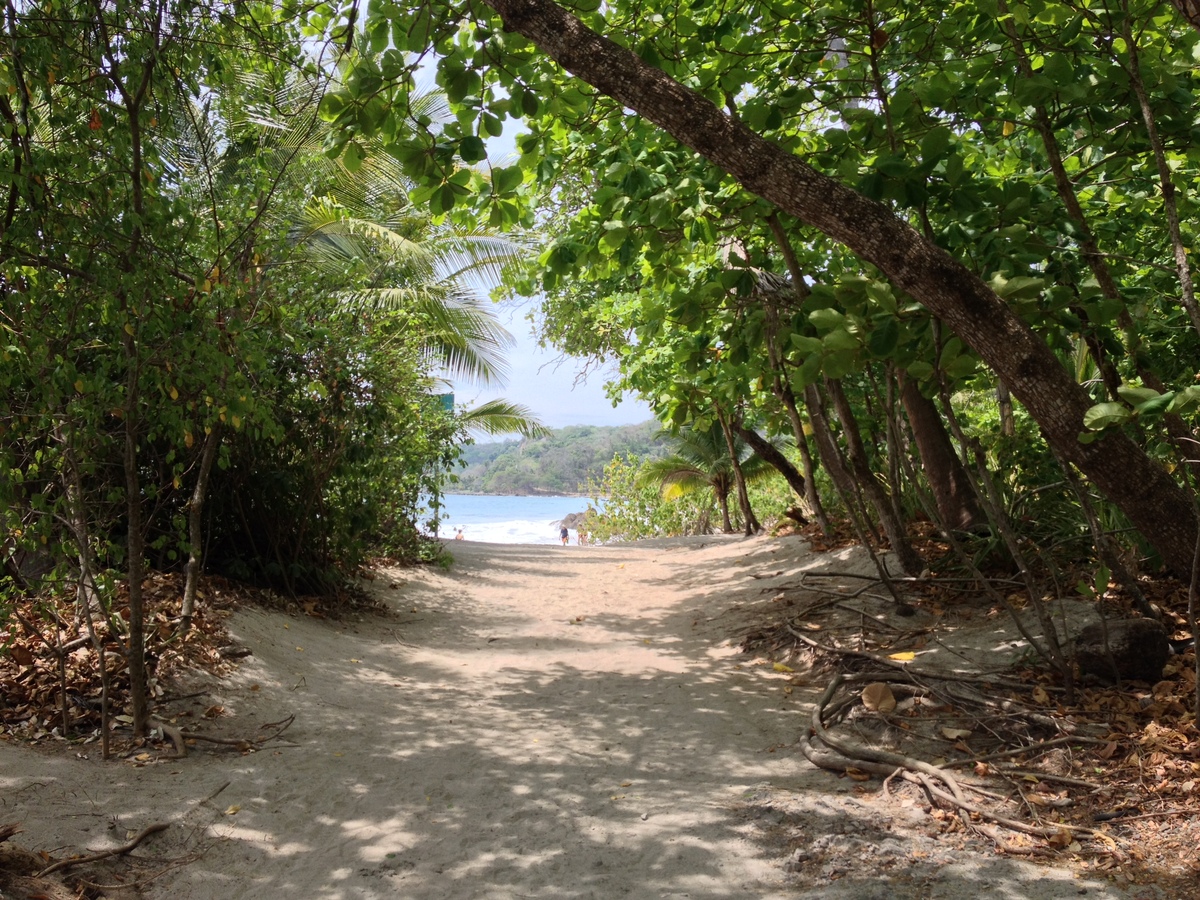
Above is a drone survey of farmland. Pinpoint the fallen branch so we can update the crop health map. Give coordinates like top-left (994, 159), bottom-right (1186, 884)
top-left (36, 822), bottom-right (169, 878)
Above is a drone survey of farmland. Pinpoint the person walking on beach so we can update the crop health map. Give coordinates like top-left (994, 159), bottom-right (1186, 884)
top-left (455, 528), bottom-right (464, 541)
top-left (560, 525), bottom-right (570, 545)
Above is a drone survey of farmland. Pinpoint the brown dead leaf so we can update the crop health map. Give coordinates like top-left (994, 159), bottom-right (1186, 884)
top-left (862, 682), bottom-right (897, 712)
top-left (845, 767), bottom-right (872, 782)
top-left (203, 705), bottom-right (225, 718)
top-left (9, 644), bottom-right (34, 667)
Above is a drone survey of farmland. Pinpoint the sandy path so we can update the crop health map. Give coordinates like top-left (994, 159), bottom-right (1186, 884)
top-left (0, 536), bottom-right (1165, 899)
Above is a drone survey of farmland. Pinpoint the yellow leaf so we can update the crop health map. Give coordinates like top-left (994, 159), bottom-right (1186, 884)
top-left (845, 767), bottom-right (872, 782)
top-left (773, 662), bottom-right (794, 672)
top-left (888, 651), bottom-right (915, 661)
top-left (231, 414), bottom-right (242, 429)
top-left (1032, 686), bottom-right (1050, 704)
top-left (169, 386), bottom-right (179, 400)
top-left (74, 379), bottom-right (84, 393)
top-left (135, 752), bottom-right (151, 761)
top-left (173, 476), bottom-right (181, 490)
top-left (1003, 121), bottom-right (1015, 136)
top-left (184, 430), bottom-right (194, 449)
top-left (224, 805), bottom-right (241, 815)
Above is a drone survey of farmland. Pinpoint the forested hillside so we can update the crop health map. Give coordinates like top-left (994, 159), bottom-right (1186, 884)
top-left (454, 421), bottom-right (664, 494)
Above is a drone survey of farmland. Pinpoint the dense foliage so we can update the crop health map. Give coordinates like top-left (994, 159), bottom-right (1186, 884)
top-left (0, 1), bottom-right (535, 736)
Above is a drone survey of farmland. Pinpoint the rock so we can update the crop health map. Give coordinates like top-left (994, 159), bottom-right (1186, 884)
top-left (1074, 618), bottom-right (1168, 683)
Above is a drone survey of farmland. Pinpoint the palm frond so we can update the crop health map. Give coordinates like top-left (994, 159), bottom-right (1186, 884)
top-left (459, 399), bottom-right (550, 439)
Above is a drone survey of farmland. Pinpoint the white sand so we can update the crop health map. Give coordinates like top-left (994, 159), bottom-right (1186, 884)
top-left (0, 536), bottom-right (1164, 898)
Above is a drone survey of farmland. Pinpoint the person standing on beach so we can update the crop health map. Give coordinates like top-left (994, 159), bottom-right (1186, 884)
top-left (560, 525), bottom-right (570, 545)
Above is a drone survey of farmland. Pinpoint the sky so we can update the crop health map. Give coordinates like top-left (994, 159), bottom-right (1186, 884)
top-left (450, 300), bottom-right (654, 433)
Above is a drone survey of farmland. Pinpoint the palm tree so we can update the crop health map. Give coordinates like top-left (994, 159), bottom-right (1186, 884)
top-left (639, 424), bottom-right (771, 533)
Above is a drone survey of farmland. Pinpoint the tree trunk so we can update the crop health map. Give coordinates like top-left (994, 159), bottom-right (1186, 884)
top-left (122, 331), bottom-right (149, 738)
top-left (481, 0), bottom-right (1198, 574)
top-left (898, 373), bottom-right (986, 531)
top-left (180, 424), bottom-right (222, 635)
top-left (716, 407), bottom-right (759, 536)
top-left (825, 378), bottom-right (924, 575)
top-left (804, 383), bottom-right (875, 536)
top-left (733, 422), bottom-right (807, 509)
top-left (717, 487), bottom-right (732, 534)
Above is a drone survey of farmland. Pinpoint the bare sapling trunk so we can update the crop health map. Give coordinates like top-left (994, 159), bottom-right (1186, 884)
top-left (716, 407), bottom-right (759, 536)
top-left (763, 213), bottom-right (830, 532)
top-left (825, 377), bottom-right (924, 575)
top-left (1191, 523), bottom-right (1200, 722)
top-left (180, 424), bottom-right (222, 635)
top-left (122, 330), bottom-right (150, 738)
top-left (935, 380), bottom-right (1073, 694)
top-left (804, 383), bottom-right (912, 610)
top-left (56, 423), bottom-right (113, 758)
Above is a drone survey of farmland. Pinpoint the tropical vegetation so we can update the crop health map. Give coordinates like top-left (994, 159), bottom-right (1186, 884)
top-left (8, 0), bottom-right (1200, 739)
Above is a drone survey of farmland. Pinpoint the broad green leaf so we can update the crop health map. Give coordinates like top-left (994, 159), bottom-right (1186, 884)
top-left (1116, 385), bottom-right (1159, 406)
top-left (1083, 402), bottom-right (1132, 430)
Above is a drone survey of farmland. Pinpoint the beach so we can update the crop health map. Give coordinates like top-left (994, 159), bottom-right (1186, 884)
top-left (0, 536), bottom-right (1168, 899)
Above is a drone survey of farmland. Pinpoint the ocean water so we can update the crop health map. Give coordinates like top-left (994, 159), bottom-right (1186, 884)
top-left (427, 493), bottom-right (595, 544)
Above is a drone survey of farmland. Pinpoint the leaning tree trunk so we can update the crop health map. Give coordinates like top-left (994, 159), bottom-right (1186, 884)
top-left (733, 423), bottom-right (808, 509)
top-left (898, 373), bottom-right (986, 532)
top-left (481, 0), bottom-right (1199, 574)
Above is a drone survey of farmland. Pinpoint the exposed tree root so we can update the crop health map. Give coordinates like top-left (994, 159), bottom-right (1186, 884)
top-left (153, 713), bottom-right (296, 759)
top-left (36, 822), bottom-right (169, 877)
top-left (801, 670), bottom-right (1115, 845)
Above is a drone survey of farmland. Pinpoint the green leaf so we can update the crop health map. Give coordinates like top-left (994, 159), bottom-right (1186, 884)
top-left (789, 334), bottom-right (823, 354)
top-left (459, 135), bottom-right (487, 163)
top-left (867, 318), bottom-right (899, 357)
top-left (823, 327), bottom-right (859, 351)
top-left (920, 126), bottom-right (952, 162)
top-left (1083, 402), bottom-right (1132, 430)
top-left (343, 141), bottom-right (364, 174)
top-left (492, 165), bottom-right (523, 195)
top-left (1135, 393), bottom-right (1175, 417)
top-left (809, 308), bottom-right (844, 331)
top-left (318, 92), bottom-right (347, 122)
top-left (1116, 385), bottom-right (1159, 406)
